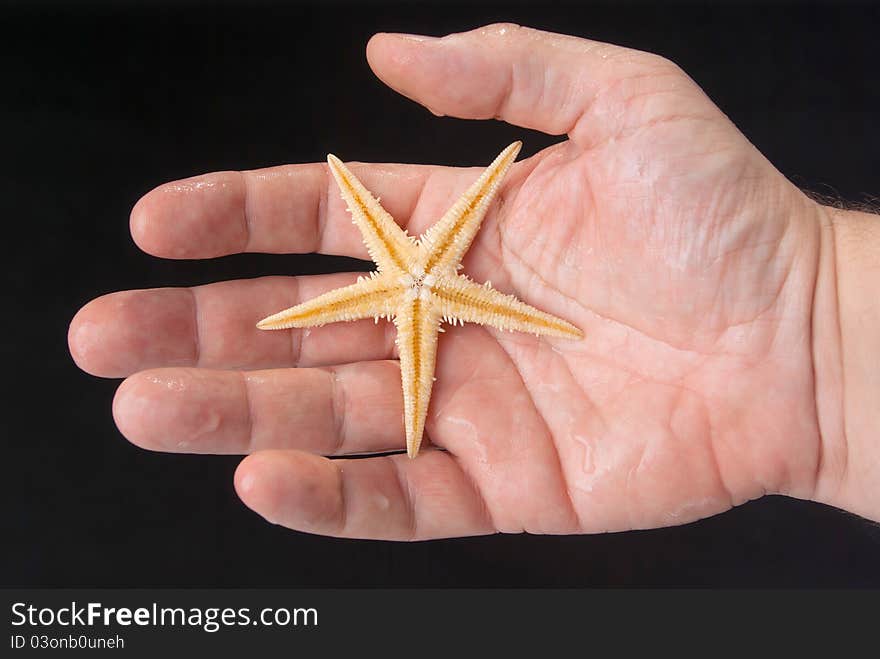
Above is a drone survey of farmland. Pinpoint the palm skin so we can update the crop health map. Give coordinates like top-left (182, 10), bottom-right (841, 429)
top-left (69, 24), bottom-right (826, 539)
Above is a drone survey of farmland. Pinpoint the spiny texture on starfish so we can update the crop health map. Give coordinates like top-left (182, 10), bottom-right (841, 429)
top-left (257, 142), bottom-right (583, 458)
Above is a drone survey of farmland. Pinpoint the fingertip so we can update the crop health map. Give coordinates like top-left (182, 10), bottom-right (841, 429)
top-left (68, 294), bottom-right (130, 378)
top-left (234, 451), bottom-right (343, 531)
top-left (111, 370), bottom-right (213, 454)
top-left (365, 32), bottom-right (389, 79)
top-left (129, 172), bottom-right (247, 259)
top-left (112, 375), bottom-right (149, 449)
top-left (129, 191), bottom-right (159, 256)
top-left (234, 452), bottom-right (276, 522)
top-left (111, 370), bottom-right (186, 452)
top-left (68, 289), bottom-right (198, 379)
top-left (114, 368), bottom-right (248, 454)
top-left (366, 31), bottom-right (434, 68)
top-left (67, 303), bottom-right (95, 375)
top-left (365, 31), bottom-right (436, 90)
top-left (364, 32), bottom-right (386, 65)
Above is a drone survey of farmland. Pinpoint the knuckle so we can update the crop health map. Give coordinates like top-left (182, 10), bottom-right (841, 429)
top-left (646, 53), bottom-right (688, 78)
top-left (616, 49), bottom-right (686, 78)
top-left (646, 54), bottom-right (696, 89)
top-left (479, 22), bottom-right (524, 40)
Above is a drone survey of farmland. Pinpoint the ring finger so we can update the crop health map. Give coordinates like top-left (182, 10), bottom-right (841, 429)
top-left (112, 360), bottom-right (405, 456)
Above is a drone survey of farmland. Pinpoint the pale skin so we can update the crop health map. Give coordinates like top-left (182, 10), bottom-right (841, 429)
top-left (68, 24), bottom-right (880, 539)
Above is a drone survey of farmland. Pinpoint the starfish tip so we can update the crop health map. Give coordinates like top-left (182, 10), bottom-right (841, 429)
top-left (326, 154), bottom-right (343, 171)
top-left (505, 141), bottom-right (523, 159)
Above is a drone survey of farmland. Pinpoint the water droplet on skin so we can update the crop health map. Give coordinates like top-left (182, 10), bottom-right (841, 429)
top-left (166, 179), bottom-right (221, 193)
top-left (443, 416), bottom-right (485, 461)
top-left (572, 434), bottom-right (609, 493)
top-left (374, 494), bottom-right (390, 512)
top-left (146, 374), bottom-right (186, 392)
top-left (172, 409), bottom-right (221, 452)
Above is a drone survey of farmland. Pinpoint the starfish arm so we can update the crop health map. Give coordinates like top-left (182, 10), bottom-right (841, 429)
top-left (431, 275), bottom-right (584, 340)
top-left (256, 273), bottom-right (403, 329)
top-left (394, 295), bottom-right (442, 458)
top-left (420, 141), bottom-right (521, 276)
top-left (326, 154), bottom-right (416, 274)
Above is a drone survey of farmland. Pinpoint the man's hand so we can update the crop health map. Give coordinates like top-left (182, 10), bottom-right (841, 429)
top-left (68, 24), bottom-right (865, 539)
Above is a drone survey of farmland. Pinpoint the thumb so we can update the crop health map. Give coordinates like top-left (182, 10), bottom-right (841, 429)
top-left (366, 23), bottom-right (682, 146)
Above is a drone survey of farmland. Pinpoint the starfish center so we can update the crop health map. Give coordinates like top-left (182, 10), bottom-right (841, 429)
top-left (399, 269), bottom-right (437, 301)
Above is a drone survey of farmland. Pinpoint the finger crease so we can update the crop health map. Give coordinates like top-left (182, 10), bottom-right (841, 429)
top-left (390, 458), bottom-right (418, 541)
top-left (315, 167), bottom-right (329, 253)
top-left (453, 453), bottom-right (497, 533)
top-left (188, 288), bottom-right (202, 368)
top-left (328, 368), bottom-right (348, 455)
top-left (498, 57), bottom-right (517, 120)
top-left (407, 168), bottom-right (432, 232)
top-left (240, 373), bottom-right (257, 452)
top-left (290, 277), bottom-right (305, 365)
top-left (334, 462), bottom-right (349, 535)
top-left (240, 172), bottom-right (254, 252)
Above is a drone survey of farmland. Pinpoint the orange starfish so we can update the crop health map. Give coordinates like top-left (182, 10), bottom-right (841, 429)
top-left (257, 142), bottom-right (583, 457)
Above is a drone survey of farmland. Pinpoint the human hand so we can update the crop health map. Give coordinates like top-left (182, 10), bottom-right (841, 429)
top-left (68, 24), bottom-right (864, 539)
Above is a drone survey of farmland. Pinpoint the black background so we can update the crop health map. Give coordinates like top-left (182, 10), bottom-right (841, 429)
top-left (3, 0), bottom-right (879, 587)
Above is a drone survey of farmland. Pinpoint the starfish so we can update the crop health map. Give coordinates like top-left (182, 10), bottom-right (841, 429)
top-left (256, 142), bottom-right (583, 458)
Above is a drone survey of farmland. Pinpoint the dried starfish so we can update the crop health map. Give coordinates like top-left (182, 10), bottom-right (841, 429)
top-left (257, 142), bottom-right (583, 457)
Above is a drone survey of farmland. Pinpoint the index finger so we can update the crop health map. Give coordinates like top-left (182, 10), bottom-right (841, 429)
top-left (130, 161), bottom-right (438, 260)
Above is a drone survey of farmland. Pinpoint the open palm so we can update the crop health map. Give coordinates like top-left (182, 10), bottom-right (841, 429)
top-left (69, 24), bottom-right (825, 539)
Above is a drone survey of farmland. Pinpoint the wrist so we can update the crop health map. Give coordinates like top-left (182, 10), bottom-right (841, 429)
top-left (811, 204), bottom-right (880, 520)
